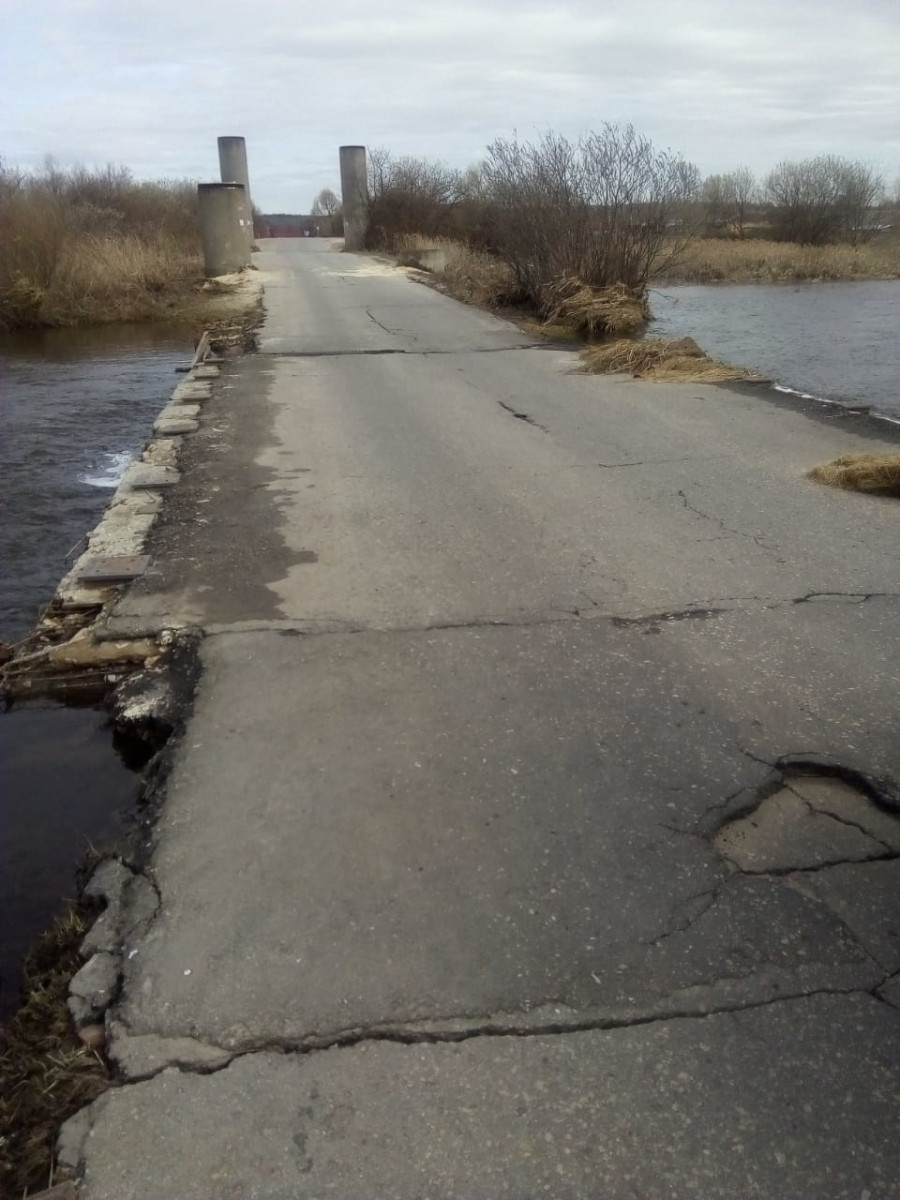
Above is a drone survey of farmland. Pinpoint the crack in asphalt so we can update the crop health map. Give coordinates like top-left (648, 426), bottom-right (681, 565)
top-left (784, 785), bottom-right (896, 854)
top-left (201, 589), bottom-right (900, 644)
top-left (497, 400), bottom-right (549, 432)
top-left (677, 488), bottom-right (785, 563)
top-left (270, 344), bottom-right (541, 358)
top-left (108, 982), bottom-right (891, 1088)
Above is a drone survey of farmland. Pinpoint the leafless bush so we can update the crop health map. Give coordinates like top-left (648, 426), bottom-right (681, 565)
top-left (365, 148), bottom-right (463, 249)
top-left (765, 157), bottom-right (884, 245)
top-left (481, 126), bottom-right (700, 308)
top-left (702, 168), bottom-right (756, 238)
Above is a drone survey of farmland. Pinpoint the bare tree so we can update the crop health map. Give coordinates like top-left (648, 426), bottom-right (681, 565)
top-left (311, 187), bottom-right (340, 217)
top-left (836, 161), bottom-right (884, 245)
top-left (364, 152), bottom-right (463, 248)
top-left (766, 156), bottom-right (883, 245)
top-left (482, 125), bottom-right (700, 303)
top-left (703, 168), bottom-right (756, 238)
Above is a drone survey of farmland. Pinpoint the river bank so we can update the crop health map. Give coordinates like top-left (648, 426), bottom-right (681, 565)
top-left (0, 162), bottom-right (259, 333)
top-left (655, 233), bottom-right (900, 284)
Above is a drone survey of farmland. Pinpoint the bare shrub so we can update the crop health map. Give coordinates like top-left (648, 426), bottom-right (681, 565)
top-left (765, 157), bottom-right (884, 245)
top-left (365, 149), bottom-right (463, 250)
top-left (481, 125), bottom-right (700, 311)
top-left (702, 168), bottom-right (756, 238)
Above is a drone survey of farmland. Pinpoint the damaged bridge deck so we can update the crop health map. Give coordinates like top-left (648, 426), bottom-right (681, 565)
top-left (62, 239), bottom-right (900, 1199)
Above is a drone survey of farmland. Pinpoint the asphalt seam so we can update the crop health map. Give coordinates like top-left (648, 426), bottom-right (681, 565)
top-left (258, 343), bottom-right (544, 358)
top-left (111, 982), bottom-right (893, 1087)
top-left (189, 590), bottom-right (900, 642)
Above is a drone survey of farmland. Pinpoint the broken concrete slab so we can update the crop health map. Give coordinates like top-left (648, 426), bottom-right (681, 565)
top-left (141, 438), bottom-right (182, 468)
top-left (75, 556), bottom-right (151, 584)
top-left (171, 379), bottom-right (212, 401)
top-left (110, 626), bottom-right (883, 1055)
top-left (120, 464), bottom-right (181, 490)
top-left (714, 778), bottom-right (898, 871)
top-left (191, 365), bottom-right (220, 379)
top-left (60, 994), bottom-right (900, 1200)
top-left (80, 861), bottom-right (160, 959)
top-left (788, 773), bottom-right (900, 850)
top-left (153, 417), bottom-right (199, 436)
top-left (46, 631), bottom-right (156, 668)
top-left (68, 952), bottom-right (120, 1028)
top-left (106, 1027), bottom-right (233, 1082)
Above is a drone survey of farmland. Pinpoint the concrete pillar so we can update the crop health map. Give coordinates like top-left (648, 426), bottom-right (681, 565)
top-left (339, 145), bottom-right (369, 251)
top-left (197, 183), bottom-right (250, 276)
top-left (218, 136), bottom-right (254, 246)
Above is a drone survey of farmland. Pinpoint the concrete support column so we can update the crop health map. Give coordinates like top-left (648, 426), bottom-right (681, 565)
top-left (218, 136), bottom-right (254, 247)
top-left (339, 145), bottom-right (369, 252)
top-left (197, 183), bottom-right (251, 277)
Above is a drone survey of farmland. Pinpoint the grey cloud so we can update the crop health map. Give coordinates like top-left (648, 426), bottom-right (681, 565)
top-left (0, 0), bottom-right (897, 209)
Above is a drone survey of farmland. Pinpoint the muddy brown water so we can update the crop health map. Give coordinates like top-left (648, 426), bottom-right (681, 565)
top-left (0, 323), bottom-right (190, 1015)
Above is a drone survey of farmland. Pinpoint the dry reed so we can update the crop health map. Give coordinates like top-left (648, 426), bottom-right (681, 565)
top-left (540, 276), bottom-right (650, 336)
top-left (808, 453), bottom-right (900, 496)
top-left (0, 906), bottom-right (111, 1195)
top-left (655, 235), bottom-right (900, 284)
top-left (395, 235), bottom-right (516, 307)
top-left (582, 336), bottom-right (751, 382)
top-left (0, 162), bottom-right (206, 329)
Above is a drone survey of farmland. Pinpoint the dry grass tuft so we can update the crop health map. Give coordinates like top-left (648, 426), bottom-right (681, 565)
top-left (808, 453), bottom-right (900, 496)
top-left (582, 336), bottom-right (750, 382)
top-left (540, 276), bottom-right (650, 337)
top-left (0, 906), bottom-right (112, 1195)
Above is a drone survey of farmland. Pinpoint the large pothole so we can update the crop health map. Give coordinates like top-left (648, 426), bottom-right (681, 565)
top-left (714, 771), bottom-right (900, 872)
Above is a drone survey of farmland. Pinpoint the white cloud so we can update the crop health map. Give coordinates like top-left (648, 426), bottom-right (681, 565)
top-left (0, 0), bottom-right (897, 209)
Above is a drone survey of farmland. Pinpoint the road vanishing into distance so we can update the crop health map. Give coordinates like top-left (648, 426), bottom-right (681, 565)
top-left (63, 239), bottom-right (900, 1198)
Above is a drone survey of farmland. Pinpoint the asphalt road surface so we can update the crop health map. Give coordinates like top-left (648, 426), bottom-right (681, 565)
top-left (64, 239), bottom-right (900, 1199)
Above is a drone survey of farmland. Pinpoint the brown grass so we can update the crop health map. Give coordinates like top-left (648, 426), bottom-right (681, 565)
top-left (394, 235), bottom-right (516, 308)
top-left (0, 906), bottom-right (111, 1195)
top-left (655, 234), bottom-right (900, 284)
top-left (808, 453), bottom-right (900, 496)
top-left (0, 162), bottom-right (210, 329)
top-left (540, 276), bottom-right (650, 337)
top-left (395, 236), bottom-right (653, 339)
top-left (582, 336), bottom-right (751, 383)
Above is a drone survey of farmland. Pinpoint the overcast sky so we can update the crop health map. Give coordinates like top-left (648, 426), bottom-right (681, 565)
top-left (1, 0), bottom-right (897, 212)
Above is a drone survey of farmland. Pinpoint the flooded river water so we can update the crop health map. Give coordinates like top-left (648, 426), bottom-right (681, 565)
top-left (0, 323), bottom-right (190, 1015)
top-left (652, 279), bottom-right (900, 419)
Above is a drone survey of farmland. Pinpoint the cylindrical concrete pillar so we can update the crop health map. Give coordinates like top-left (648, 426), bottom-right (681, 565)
top-left (197, 183), bottom-right (250, 276)
top-left (339, 145), bottom-right (369, 252)
top-left (218, 136), bottom-right (254, 247)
